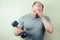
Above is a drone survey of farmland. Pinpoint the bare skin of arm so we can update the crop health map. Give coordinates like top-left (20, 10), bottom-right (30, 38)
top-left (37, 11), bottom-right (54, 33)
top-left (41, 16), bottom-right (54, 33)
top-left (31, 11), bottom-right (54, 33)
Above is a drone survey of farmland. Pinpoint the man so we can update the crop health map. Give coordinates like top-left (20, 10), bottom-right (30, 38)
top-left (14, 1), bottom-right (54, 40)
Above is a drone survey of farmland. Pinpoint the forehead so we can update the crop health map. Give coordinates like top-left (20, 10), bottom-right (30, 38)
top-left (34, 2), bottom-right (42, 6)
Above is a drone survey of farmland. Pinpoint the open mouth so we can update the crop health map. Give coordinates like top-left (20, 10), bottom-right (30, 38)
top-left (35, 14), bottom-right (39, 18)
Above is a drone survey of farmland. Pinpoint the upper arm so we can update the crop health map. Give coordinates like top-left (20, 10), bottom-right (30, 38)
top-left (45, 16), bottom-right (51, 22)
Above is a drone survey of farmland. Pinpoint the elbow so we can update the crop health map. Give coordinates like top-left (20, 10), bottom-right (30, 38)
top-left (47, 28), bottom-right (54, 33)
top-left (48, 29), bottom-right (53, 33)
top-left (46, 24), bottom-right (54, 33)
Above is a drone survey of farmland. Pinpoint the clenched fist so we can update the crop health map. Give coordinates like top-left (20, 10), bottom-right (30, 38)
top-left (14, 27), bottom-right (23, 36)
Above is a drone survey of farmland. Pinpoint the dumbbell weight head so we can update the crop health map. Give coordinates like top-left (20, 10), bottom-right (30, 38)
top-left (12, 20), bottom-right (18, 27)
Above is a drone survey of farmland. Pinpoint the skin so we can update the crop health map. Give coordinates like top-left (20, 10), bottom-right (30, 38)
top-left (14, 25), bottom-right (23, 36)
top-left (14, 2), bottom-right (54, 36)
top-left (31, 2), bottom-right (54, 33)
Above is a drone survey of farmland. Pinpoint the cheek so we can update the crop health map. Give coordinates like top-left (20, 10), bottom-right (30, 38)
top-left (33, 13), bottom-right (36, 15)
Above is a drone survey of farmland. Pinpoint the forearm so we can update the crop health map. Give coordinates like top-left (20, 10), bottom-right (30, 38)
top-left (41, 16), bottom-right (53, 33)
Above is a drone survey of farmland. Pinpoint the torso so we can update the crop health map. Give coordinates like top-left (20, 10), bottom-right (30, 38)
top-left (22, 14), bottom-right (45, 40)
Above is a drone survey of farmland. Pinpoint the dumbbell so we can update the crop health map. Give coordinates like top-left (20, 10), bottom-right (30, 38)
top-left (11, 20), bottom-right (27, 38)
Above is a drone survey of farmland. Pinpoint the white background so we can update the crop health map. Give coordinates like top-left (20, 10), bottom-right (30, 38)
top-left (0, 0), bottom-right (60, 40)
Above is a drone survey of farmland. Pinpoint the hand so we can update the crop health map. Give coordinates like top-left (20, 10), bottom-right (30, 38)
top-left (14, 27), bottom-right (23, 36)
top-left (37, 11), bottom-right (44, 18)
